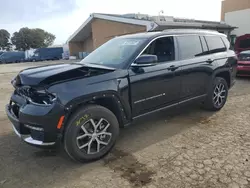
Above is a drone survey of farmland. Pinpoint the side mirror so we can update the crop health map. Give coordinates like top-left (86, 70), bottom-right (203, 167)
top-left (131, 54), bottom-right (158, 67)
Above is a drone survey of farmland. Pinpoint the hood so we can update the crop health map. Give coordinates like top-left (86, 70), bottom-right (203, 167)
top-left (13, 63), bottom-right (115, 87)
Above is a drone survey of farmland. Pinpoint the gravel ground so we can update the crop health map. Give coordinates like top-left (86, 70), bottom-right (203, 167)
top-left (0, 61), bottom-right (250, 188)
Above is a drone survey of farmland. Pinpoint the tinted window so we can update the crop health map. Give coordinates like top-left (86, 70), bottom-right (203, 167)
top-left (142, 37), bottom-right (175, 63)
top-left (200, 36), bottom-right (209, 54)
top-left (177, 36), bottom-right (203, 59)
top-left (205, 36), bottom-right (226, 53)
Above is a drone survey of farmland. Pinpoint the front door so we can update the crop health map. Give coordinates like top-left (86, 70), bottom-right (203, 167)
top-left (129, 36), bottom-right (181, 117)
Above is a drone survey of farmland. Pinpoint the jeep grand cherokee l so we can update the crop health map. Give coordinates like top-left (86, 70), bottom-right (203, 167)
top-left (6, 29), bottom-right (237, 162)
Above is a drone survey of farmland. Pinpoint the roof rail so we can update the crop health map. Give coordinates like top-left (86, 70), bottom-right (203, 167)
top-left (162, 29), bottom-right (219, 33)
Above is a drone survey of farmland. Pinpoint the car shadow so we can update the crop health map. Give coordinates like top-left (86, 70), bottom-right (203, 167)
top-left (0, 127), bottom-right (100, 188)
top-left (116, 104), bottom-right (215, 153)
top-left (0, 104), bottom-right (215, 188)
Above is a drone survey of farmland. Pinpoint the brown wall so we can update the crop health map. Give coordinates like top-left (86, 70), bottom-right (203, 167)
top-left (69, 34), bottom-right (93, 56)
top-left (221, 0), bottom-right (250, 20)
top-left (82, 34), bottom-right (94, 53)
top-left (68, 42), bottom-right (84, 56)
top-left (91, 18), bottom-right (146, 49)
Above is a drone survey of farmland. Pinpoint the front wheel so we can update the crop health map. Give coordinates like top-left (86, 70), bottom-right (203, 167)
top-left (203, 77), bottom-right (228, 111)
top-left (64, 105), bottom-right (119, 162)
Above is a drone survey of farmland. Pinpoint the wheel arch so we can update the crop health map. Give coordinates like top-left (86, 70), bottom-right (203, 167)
top-left (213, 69), bottom-right (231, 88)
top-left (63, 92), bottom-right (132, 129)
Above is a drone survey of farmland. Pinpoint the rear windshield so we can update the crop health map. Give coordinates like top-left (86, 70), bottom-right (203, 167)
top-left (239, 38), bottom-right (250, 49)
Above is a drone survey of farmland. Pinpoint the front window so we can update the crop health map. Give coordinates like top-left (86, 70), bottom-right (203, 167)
top-left (141, 36), bottom-right (175, 62)
top-left (80, 38), bottom-right (145, 68)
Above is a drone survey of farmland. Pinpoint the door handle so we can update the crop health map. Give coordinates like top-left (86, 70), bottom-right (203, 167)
top-left (206, 59), bottom-right (214, 64)
top-left (167, 65), bottom-right (178, 71)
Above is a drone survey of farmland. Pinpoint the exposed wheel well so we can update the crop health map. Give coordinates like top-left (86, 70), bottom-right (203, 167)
top-left (215, 71), bottom-right (230, 87)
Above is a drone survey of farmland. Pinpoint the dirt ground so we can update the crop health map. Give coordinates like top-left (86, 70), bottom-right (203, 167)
top-left (0, 61), bottom-right (250, 188)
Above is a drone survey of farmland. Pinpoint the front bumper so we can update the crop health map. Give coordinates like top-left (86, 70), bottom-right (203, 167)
top-left (6, 93), bottom-right (65, 147)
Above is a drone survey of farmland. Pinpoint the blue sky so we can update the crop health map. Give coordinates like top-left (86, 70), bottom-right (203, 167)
top-left (0, 0), bottom-right (222, 44)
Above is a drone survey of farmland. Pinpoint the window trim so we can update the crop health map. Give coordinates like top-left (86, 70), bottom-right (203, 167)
top-left (130, 35), bottom-right (178, 67)
top-left (204, 35), bottom-right (227, 53)
top-left (130, 33), bottom-right (227, 68)
top-left (199, 36), bottom-right (209, 53)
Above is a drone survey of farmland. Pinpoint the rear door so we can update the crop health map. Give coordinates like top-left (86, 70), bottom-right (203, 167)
top-left (176, 35), bottom-right (214, 100)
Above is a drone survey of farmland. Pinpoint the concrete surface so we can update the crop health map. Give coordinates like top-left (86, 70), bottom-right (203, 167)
top-left (0, 61), bottom-right (250, 188)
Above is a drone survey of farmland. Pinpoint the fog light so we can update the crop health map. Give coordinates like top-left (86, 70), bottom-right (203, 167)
top-left (24, 124), bottom-right (44, 131)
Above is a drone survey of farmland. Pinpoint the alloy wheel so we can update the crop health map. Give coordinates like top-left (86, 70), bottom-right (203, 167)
top-left (76, 118), bottom-right (112, 155)
top-left (213, 83), bottom-right (226, 108)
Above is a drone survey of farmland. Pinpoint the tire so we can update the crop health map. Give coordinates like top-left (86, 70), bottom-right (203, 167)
top-left (203, 77), bottom-right (228, 111)
top-left (64, 105), bottom-right (119, 162)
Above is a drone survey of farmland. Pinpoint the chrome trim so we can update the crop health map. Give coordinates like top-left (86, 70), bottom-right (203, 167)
top-left (134, 93), bottom-right (166, 104)
top-left (24, 124), bottom-right (44, 131)
top-left (134, 34), bottom-right (174, 62)
top-left (178, 94), bottom-right (207, 105)
top-left (24, 137), bottom-right (55, 146)
top-left (11, 124), bottom-right (56, 146)
top-left (132, 33), bottom-right (222, 66)
top-left (12, 125), bottom-right (21, 138)
top-left (133, 94), bottom-right (207, 119)
top-left (131, 63), bottom-right (156, 67)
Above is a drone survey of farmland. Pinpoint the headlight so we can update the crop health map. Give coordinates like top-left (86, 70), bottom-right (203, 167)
top-left (16, 86), bottom-right (57, 106)
top-left (31, 89), bottom-right (57, 105)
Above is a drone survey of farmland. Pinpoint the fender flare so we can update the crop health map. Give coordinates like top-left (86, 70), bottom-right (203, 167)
top-left (64, 91), bottom-right (132, 127)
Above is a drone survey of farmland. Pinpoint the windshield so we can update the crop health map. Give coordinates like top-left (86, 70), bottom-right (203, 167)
top-left (80, 38), bottom-right (145, 68)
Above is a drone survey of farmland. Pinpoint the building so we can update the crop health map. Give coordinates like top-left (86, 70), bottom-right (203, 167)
top-left (67, 13), bottom-right (235, 57)
top-left (221, 0), bottom-right (250, 38)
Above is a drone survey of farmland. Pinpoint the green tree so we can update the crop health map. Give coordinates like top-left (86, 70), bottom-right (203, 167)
top-left (11, 28), bottom-right (56, 51)
top-left (0, 29), bottom-right (10, 50)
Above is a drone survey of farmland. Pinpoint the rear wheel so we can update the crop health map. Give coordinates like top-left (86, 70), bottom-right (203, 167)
top-left (203, 77), bottom-right (228, 111)
top-left (64, 105), bottom-right (119, 162)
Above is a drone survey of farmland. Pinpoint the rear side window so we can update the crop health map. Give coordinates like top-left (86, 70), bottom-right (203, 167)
top-left (177, 35), bottom-right (203, 59)
top-left (205, 36), bottom-right (226, 53)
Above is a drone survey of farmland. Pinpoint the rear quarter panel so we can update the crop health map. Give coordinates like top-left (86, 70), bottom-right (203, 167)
top-left (213, 50), bottom-right (237, 88)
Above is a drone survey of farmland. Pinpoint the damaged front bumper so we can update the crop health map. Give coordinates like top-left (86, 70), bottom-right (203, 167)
top-left (6, 92), bottom-right (65, 148)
